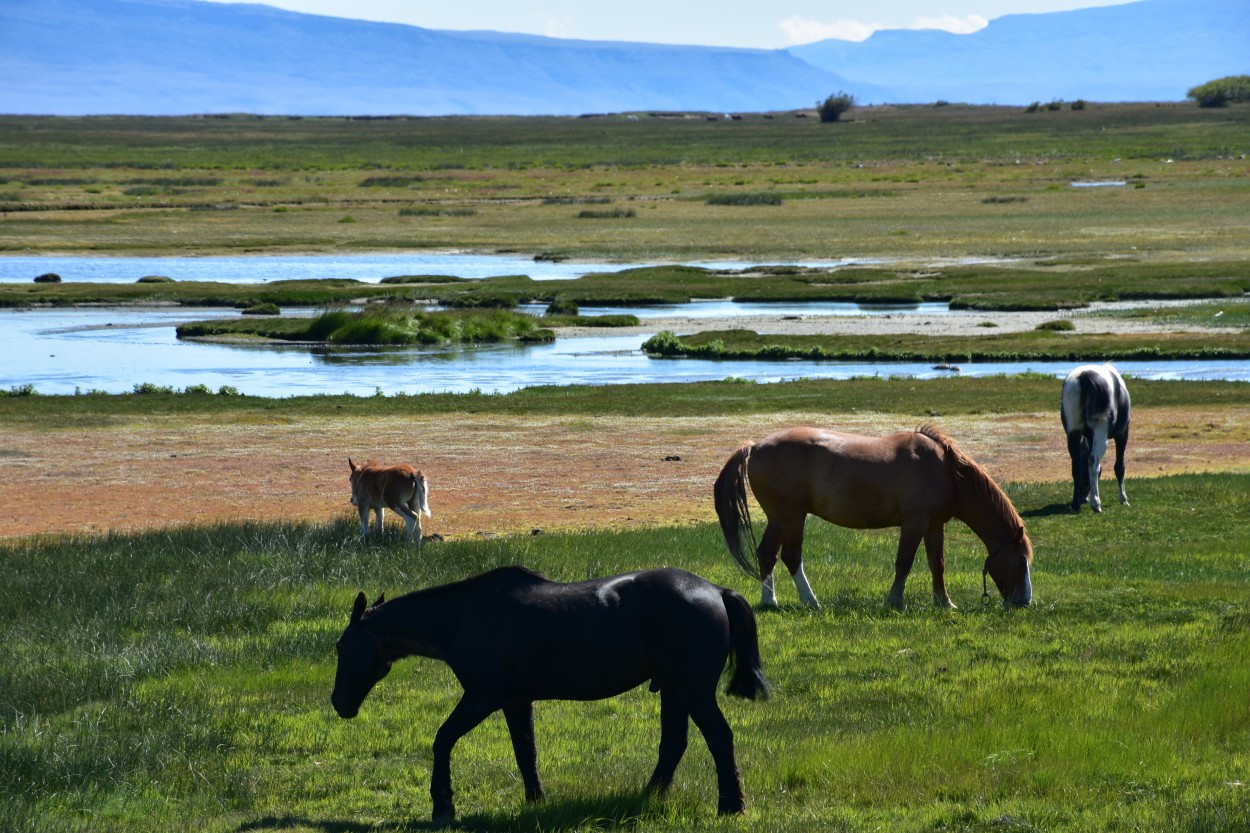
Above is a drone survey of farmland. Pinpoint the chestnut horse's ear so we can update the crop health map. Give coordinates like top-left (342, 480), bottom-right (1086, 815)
top-left (351, 591), bottom-right (368, 623)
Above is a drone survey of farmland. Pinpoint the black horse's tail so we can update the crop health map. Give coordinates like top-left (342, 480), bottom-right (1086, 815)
top-left (714, 443), bottom-right (760, 580)
top-left (722, 588), bottom-right (770, 701)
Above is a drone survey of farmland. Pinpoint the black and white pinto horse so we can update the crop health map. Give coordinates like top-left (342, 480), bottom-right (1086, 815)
top-left (1061, 364), bottom-right (1131, 513)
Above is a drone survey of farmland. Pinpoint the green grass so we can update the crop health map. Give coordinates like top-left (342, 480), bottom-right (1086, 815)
top-left (5, 376), bottom-right (1250, 422)
top-left (2, 104), bottom-right (1249, 262)
top-left (642, 326), bottom-right (1250, 363)
top-left (2, 472), bottom-right (1248, 832)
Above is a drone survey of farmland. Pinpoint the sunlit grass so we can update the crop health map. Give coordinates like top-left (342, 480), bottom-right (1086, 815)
top-left (2, 473), bottom-right (1248, 831)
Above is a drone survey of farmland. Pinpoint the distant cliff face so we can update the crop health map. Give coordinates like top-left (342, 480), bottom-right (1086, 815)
top-left (788, 0), bottom-right (1249, 105)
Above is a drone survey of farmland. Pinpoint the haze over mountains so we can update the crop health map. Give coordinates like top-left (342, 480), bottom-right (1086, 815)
top-left (1, 0), bottom-right (1244, 116)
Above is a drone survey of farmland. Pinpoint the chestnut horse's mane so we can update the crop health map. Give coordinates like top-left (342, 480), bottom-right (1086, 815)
top-left (916, 424), bottom-right (1024, 531)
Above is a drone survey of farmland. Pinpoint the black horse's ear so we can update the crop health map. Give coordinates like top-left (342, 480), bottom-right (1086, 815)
top-left (375, 592), bottom-right (386, 606)
top-left (351, 591), bottom-right (368, 623)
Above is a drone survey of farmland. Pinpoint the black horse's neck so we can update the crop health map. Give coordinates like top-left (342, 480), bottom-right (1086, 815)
top-left (362, 566), bottom-right (547, 663)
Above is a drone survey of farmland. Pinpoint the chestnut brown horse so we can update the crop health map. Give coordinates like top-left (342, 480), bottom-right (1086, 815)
top-left (714, 425), bottom-right (1033, 610)
top-left (347, 458), bottom-right (430, 544)
top-left (331, 566), bottom-right (769, 821)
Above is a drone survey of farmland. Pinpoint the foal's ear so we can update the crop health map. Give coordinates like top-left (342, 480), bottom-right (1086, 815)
top-left (351, 591), bottom-right (368, 623)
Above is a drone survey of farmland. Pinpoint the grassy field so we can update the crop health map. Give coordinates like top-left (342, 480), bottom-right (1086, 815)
top-left (2, 471), bottom-right (1248, 832)
top-left (2, 103), bottom-right (1249, 262)
top-left (3, 104), bottom-right (1250, 831)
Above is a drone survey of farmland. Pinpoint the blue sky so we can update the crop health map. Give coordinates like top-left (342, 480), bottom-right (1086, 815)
top-left (203, 0), bottom-right (1133, 48)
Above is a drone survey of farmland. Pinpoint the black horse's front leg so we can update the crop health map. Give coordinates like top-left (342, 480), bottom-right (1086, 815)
top-left (502, 700), bottom-right (545, 802)
top-left (431, 694), bottom-right (496, 822)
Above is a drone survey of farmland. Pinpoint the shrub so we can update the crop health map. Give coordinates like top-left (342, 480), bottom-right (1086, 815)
top-left (706, 193), bottom-right (782, 206)
top-left (137, 275), bottom-right (174, 283)
top-left (132, 382), bottom-right (175, 394)
top-left (576, 208), bottom-right (635, 219)
top-left (241, 302), bottom-right (281, 315)
top-left (1188, 75), bottom-right (1250, 107)
top-left (544, 297), bottom-right (579, 316)
top-left (34, 273), bottom-right (61, 283)
top-left (359, 175), bottom-right (423, 187)
top-left (816, 91), bottom-right (854, 122)
top-left (1036, 319), bottom-right (1076, 332)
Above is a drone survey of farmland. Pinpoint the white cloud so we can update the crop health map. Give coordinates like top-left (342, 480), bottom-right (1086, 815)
top-left (912, 14), bottom-right (988, 34)
top-left (779, 13), bottom-right (988, 45)
top-left (542, 16), bottom-right (575, 39)
top-left (779, 16), bottom-right (881, 45)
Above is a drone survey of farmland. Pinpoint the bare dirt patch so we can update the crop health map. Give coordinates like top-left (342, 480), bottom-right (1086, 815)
top-left (2, 406), bottom-right (1247, 541)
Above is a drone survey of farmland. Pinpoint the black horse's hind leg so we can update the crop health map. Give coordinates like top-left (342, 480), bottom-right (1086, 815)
top-left (645, 687), bottom-right (690, 796)
top-left (1113, 427), bottom-right (1129, 506)
top-left (503, 700), bottom-right (545, 802)
top-left (1067, 430), bottom-right (1089, 512)
top-left (430, 694), bottom-right (497, 821)
top-left (687, 695), bottom-right (744, 815)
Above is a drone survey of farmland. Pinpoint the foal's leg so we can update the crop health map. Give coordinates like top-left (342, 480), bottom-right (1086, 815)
top-left (391, 503), bottom-right (420, 545)
top-left (646, 687), bottom-right (690, 796)
top-left (923, 525), bottom-right (956, 609)
top-left (778, 518), bottom-right (820, 609)
top-left (1113, 427), bottom-right (1129, 506)
top-left (755, 520), bottom-right (783, 608)
top-left (886, 515), bottom-right (927, 609)
top-left (502, 701), bottom-right (544, 802)
top-left (430, 694), bottom-right (497, 821)
top-left (357, 503), bottom-right (371, 538)
top-left (1066, 430), bottom-right (1089, 512)
top-left (373, 506), bottom-right (386, 537)
top-left (687, 694), bottom-right (744, 815)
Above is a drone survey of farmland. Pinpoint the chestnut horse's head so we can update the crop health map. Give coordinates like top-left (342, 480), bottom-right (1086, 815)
top-left (331, 591), bottom-right (390, 719)
top-left (984, 527), bottom-right (1033, 608)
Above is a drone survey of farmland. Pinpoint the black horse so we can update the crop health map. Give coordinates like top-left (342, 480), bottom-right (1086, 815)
top-left (331, 566), bottom-right (769, 821)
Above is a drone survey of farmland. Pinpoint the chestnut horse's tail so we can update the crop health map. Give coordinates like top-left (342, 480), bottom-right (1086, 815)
top-left (722, 588), bottom-right (770, 701)
top-left (714, 443), bottom-right (761, 580)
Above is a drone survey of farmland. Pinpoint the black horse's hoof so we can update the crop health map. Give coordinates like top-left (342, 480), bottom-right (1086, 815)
top-left (717, 796), bottom-right (746, 815)
top-left (431, 804), bottom-right (456, 826)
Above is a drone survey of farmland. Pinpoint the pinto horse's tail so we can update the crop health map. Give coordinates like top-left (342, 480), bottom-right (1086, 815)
top-left (722, 588), bottom-right (770, 701)
top-left (714, 443), bottom-right (761, 580)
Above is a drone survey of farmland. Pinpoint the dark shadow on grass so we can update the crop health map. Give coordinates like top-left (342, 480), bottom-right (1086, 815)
top-left (1021, 502), bottom-right (1078, 518)
top-left (386, 789), bottom-right (660, 832)
top-left (237, 817), bottom-right (373, 833)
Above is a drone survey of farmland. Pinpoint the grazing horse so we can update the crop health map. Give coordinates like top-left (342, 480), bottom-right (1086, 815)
top-left (714, 425), bottom-right (1033, 610)
top-left (330, 566), bottom-right (769, 821)
top-left (1061, 364), bottom-right (1130, 513)
top-left (347, 458), bottom-right (431, 544)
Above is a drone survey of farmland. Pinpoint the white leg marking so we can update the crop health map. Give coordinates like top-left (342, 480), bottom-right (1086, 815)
top-left (760, 573), bottom-right (778, 608)
top-left (791, 563), bottom-right (821, 609)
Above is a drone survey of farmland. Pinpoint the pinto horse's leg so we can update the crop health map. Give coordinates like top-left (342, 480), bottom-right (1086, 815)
top-left (687, 694), bottom-right (745, 815)
top-left (1067, 430), bottom-right (1089, 512)
top-left (430, 694), bottom-right (497, 822)
top-left (755, 521), bottom-right (783, 608)
top-left (502, 701), bottom-right (545, 802)
top-left (1113, 426), bottom-right (1129, 506)
top-left (646, 687), bottom-right (690, 797)
top-left (886, 515), bottom-right (926, 610)
top-left (779, 517), bottom-right (820, 609)
top-left (923, 525), bottom-right (956, 609)
top-left (1087, 424), bottom-right (1109, 513)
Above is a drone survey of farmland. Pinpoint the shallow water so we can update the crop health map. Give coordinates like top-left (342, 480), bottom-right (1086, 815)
top-left (3, 306), bottom-right (1247, 397)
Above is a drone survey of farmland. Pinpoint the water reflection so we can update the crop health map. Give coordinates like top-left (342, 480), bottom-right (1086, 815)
top-left (3, 306), bottom-right (1247, 397)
